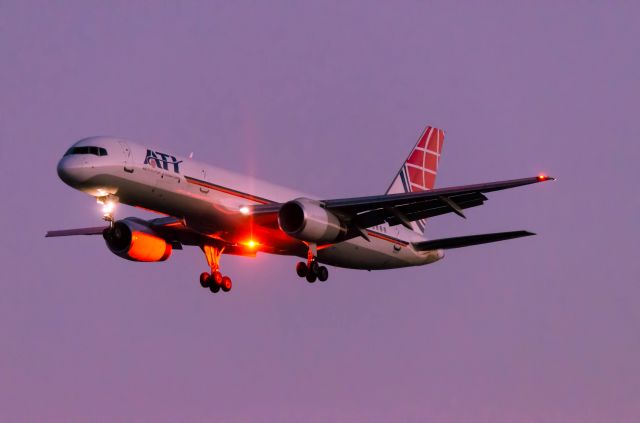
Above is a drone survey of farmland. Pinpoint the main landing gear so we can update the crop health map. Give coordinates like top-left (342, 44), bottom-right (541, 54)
top-left (199, 245), bottom-right (233, 294)
top-left (295, 243), bottom-right (329, 283)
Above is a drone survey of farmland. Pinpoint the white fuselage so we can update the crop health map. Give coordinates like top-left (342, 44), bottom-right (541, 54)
top-left (57, 137), bottom-right (444, 270)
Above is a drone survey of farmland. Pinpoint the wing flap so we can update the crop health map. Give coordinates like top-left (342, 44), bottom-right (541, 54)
top-left (353, 192), bottom-right (487, 229)
top-left (412, 230), bottom-right (535, 251)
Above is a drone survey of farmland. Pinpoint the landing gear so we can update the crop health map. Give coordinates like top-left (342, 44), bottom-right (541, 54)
top-left (295, 243), bottom-right (329, 283)
top-left (298, 260), bottom-right (328, 283)
top-left (97, 195), bottom-right (119, 229)
top-left (200, 245), bottom-right (233, 294)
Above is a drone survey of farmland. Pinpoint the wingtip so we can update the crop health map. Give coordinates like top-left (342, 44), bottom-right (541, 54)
top-left (537, 174), bottom-right (555, 182)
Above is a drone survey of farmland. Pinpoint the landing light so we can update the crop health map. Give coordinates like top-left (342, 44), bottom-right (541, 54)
top-left (102, 201), bottom-right (115, 214)
top-left (239, 206), bottom-right (250, 215)
top-left (97, 195), bottom-right (118, 222)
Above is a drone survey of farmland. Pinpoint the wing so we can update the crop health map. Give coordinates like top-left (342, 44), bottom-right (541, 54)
top-left (412, 230), bottom-right (535, 251)
top-left (45, 217), bottom-right (186, 246)
top-left (45, 216), bottom-right (183, 238)
top-left (45, 215), bottom-right (296, 255)
top-left (249, 175), bottom-right (554, 234)
top-left (45, 226), bottom-right (108, 237)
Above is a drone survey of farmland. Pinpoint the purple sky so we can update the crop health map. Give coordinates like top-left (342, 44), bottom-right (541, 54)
top-left (1, 1), bottom-right (638, 421)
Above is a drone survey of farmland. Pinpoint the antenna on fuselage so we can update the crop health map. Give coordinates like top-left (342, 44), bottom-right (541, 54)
top-left (188, 152), bottom-right (194, 159)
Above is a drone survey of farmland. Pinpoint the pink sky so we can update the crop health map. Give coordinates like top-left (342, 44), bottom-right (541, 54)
top-left (1, 1), bottom-right (638, 421)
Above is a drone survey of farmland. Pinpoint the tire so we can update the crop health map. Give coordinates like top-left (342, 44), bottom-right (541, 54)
top-left (209, 284), bottom-right (220, 293)
top-left (296, 262), bottom-right (308, 277)
top-left (317, 266), bottom-right (329, 282)
top-left (212, 271), bottom-right (223, 286)
top-left (221, 276), bottom-right (232, 292)
top-left (310, 261), bottom-right (320, 276)
top-left (306, 272), bottom-right (317, 283)
top-left (200, 272), bottom-right (210, 288)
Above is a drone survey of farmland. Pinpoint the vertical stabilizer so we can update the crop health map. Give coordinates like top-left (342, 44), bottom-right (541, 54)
top-left (385, 126), bottom-right (445, 233)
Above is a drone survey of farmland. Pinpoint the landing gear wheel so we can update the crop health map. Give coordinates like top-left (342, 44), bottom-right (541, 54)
top-left (310, 260), bottom-right (320, 276)
top-left (201, 245), bottom-right (235, 295)
top-left (296, 262), bottom-right (308, 277)
top-left (317, 266), bottom-right (329, 282)
top-left (306, 272), bottom-right (317, 283)
top-left (200, 272), bottom-right (210, 288)
top-left (221, 276), bottom-right (233, 292)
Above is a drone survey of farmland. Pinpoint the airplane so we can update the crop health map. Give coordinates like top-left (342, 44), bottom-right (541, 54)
top-left (47, 126), bottom-right (554, 293)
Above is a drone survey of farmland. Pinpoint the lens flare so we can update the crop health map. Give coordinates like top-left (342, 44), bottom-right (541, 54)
top-left (97, 196), bottom-right (118, 220)
top-left (102, 201), bottom-right (115, 214)
top-left (242, 239), bottom-right (259, 249)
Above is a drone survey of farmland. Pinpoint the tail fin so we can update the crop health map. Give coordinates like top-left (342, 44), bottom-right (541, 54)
top-left (385, 126), bottom-right (445, 233)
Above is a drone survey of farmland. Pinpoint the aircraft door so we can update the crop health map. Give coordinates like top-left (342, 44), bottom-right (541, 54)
top-left (199, 169), bottom-right (209, 193)
top-left (118, 141), bottom-right (134, 173)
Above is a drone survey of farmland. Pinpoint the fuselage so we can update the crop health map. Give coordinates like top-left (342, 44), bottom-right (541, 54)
top-left (57, 137), bottom-right (443, 270)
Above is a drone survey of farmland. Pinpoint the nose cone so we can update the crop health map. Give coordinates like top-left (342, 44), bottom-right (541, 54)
top-left (57, 156), bottom-right (90, 187)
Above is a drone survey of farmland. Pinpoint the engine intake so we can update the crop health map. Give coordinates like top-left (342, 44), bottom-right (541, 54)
top-left (103, 218), bottom-right (172, 262)
top-left (278, 198), bottom-right (346, 243)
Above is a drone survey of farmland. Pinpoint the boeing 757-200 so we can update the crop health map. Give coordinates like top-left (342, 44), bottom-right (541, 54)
top-left (47, 126), bottom-right (553, 293)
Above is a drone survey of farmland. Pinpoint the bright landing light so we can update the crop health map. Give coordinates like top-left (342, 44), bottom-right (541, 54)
top-left (97, 196), bottom-right (117, 218)
top-left (239, 206), bottom-right (250, 215)
top-left (102, 201), bottom-right (115, 214)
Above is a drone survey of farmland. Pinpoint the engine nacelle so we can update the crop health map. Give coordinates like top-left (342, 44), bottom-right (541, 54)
top-left (103, 218), bottom-right (172, 262)
top-left (278, 198), bottom-right (346, 243)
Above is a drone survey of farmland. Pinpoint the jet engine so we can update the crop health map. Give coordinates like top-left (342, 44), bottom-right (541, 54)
top-left (103, 218), bottom-right (172, 262)
top-left (278, 198), bottom-right (346, 244)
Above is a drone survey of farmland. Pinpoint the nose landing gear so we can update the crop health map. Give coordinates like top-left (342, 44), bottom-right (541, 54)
top-left (295, 243), bottom-right (329, 283)
top-left (97, 195), bottom-right (118, 228)
top-left (200, 245), bottom-right (233, 294)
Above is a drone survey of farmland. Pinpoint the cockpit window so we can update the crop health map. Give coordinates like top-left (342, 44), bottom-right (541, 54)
top-left (64, 146), bottom-right (108, 156)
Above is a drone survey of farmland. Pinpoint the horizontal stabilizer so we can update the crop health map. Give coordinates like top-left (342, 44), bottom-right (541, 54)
top-left (412, 230), bottom-right (535, 251)
top-left (45, 226), bottom-right (108, 237)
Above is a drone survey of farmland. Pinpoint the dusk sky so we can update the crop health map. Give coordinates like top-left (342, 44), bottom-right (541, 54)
top-left (1, 1), bottom-right (638, 421)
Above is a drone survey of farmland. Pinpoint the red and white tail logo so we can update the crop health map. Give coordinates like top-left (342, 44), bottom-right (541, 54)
top-left (386, 126), bottom-right (445, 233)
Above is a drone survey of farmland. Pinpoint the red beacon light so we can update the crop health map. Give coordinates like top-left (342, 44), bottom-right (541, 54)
top-left (243, 239), bottom-right (259, 249)
top-left (537, 174), bottom-right (552, 181)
